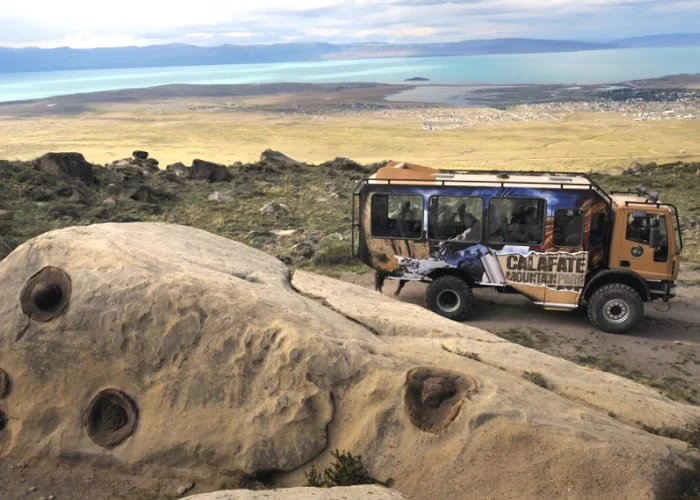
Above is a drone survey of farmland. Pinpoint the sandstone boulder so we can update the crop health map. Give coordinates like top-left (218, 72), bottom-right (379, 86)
top-left (34, 153), bottom-right (95, 184)
top-left (260, 150), bottom-right (304, 168)
top-left (191, 159), bottom-right (231, 183)
top-left (186, 486), bottom-right (407, 500)
top-left (1, 224), bottom-right (700, 500)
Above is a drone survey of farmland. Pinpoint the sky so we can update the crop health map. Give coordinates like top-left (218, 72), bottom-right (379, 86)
top-left (1, 0), bottom-right (700, 49)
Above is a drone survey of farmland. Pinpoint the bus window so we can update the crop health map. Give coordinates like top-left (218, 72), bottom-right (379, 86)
top-left (371, 194), bottom-right (423, 239)
top-left (428, 196), bottom-right (482, 242)
top-left (553, 209), bottom-right (584, 247)
top-left (488, 198), bottom-right (546, 246)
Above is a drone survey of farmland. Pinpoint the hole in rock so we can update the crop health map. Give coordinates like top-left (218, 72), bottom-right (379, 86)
top-left (0, 369), bottom-right (8, 399)
top-left (404, 367), bottom-right (478, 433)
top-left (20, 266), bottom-right (72, 322)
top-left (85, 389), bottom-right (138, 449)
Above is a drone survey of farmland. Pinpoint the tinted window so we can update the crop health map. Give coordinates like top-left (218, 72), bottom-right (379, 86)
top-left (371, 194), bottom-right (423, 239)
top-left (553, 209), bottom-right (584, 247)
top-left (428, 196), bottom-right (483, 242)
top-left (626, 212), bottom-right (669, 262)
top-left (488, 198), bottom-right (546, 245)
top-left (589, 213), bottom-right (606, 247)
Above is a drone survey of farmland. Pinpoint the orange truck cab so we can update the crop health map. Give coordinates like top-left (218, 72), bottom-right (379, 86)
top-left (352, 162), bottom-right (682, 333)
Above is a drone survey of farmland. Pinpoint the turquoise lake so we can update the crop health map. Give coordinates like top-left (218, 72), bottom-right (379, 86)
top-left (1, 46), bottom-right (700, 103)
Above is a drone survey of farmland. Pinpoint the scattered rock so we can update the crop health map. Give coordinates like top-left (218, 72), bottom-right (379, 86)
top-left (156, 171), bottom-right (181, 182)
top-left (623, 161), bottom-right (644, 175)
top-left (133, 150), bottom-right (149, 160)
top-left (122, 184), bottom-right (154, 203)
top-left (28, 486), bottom-right (37, 492)
top-left (260, 149), bottom-right (304, 168)
top-left (103, 197), bottom-right (116, 207)
top-left (191, 159), bottom-right (231, 183)
top-left (69, 181), bottom-right (90, 205)
top-left (271, 229), bottom-right (298, 237)
top-left (0, 209), bottom-right (15, 220)
top-left (260, 202), bottom-right (291, 216)
top-left (276, 254), bottom-right (293, 265)
top-left (166, 162), bottom-right (192, 179)
top-left (139, 203), bottom-right (163, 215)
top-left (54, 186), bottom-right (73, 197)
top-left (34, 152), bottom-right (95, 184)
top-left (208, 191), bottom-right (234, 203)
top-left (291, 240), bottom-right (316, 259)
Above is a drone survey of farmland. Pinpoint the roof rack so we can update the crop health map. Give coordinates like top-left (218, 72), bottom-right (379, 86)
top-left (360, 170), bottom-right (613, 206)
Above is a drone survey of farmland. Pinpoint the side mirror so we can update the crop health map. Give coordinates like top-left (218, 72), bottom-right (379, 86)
top-left (649, 226), bottom-right (661, 249)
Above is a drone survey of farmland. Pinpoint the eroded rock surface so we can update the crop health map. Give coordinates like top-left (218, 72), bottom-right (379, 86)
top-left (186, 486), bottom-right (408, 500)
top-left (1, 223), bottom-right (700, 500)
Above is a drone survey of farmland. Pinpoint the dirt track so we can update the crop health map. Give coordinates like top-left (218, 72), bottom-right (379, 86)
top-left (343, 271), bottom-right (700, 404)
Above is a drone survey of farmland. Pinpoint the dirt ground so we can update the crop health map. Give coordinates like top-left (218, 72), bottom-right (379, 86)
top-left (342, 269), bottom-right (700, 404)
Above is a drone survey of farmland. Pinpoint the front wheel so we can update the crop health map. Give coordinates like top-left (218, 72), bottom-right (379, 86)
top-left (587, 283), bottom-right (643, 334)
top-left (425, 276), bottom-right (473, 321)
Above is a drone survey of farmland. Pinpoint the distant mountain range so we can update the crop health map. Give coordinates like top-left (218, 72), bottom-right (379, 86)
top-left (1, 34), bottom-right (699, 74)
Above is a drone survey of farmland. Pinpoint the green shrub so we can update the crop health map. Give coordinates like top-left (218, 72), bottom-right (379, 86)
top-left (311, 240), bottom-right (354, 267)
top-left (305, 449), bottom-right (389, 488)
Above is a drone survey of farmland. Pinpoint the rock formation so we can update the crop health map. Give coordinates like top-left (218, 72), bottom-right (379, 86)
top-left (260, 150), bottom-right (305, 169)
top-left (191, 159), bottom-right (232, 182)
top-left (33, 152), bottom-right (95, 184)
top-left (1, 223), bottom-right (700, 500)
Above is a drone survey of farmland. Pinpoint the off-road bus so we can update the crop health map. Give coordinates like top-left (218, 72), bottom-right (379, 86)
top-left (352, 161), bottom-right (682, 333)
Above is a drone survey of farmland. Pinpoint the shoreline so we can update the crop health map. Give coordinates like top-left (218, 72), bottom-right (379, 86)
top-left (0, 74), bottom-right (698, 113)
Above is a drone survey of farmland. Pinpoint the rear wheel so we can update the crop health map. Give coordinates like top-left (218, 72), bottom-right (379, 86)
top-left (425, 276), bottom-right (473, 321)
top-left (587, 283), bottom-right (643, 334)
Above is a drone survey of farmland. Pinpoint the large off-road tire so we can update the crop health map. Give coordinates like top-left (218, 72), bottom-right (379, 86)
top-left (425, 276), bottom-right (474, 322)
top-left (587, 283), bottom-right (643, 334)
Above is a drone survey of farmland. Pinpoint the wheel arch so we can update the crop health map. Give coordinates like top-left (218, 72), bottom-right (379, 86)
top-left (426, 267), bottom-right (475, 285)
top-left (583, 270), bottom-right (650, 303)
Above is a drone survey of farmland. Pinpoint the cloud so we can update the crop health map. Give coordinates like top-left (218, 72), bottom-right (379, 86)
top-left (0, 0), bottom-right (698, 48)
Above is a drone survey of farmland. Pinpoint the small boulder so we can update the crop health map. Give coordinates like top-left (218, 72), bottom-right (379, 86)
top-left (0, 210), bottom-right (14, 221)
top-left (191, 159), bottom-right (231, 183)
top-left (260, 202), bottom-right (291, 216)
top-left (155, 171), bottom-right (181, 183)
top-left (276, 254), bottom-right (293, 266)
top-left (103, 198), bottom-right (116, 207)
top-left (291, 241), bottom-right (316, 259)
top-left (208, 191), bottom-right (234, 203)
top-left (69, 182), bottom-right (90, 205)
top-left (54, 186), bottom-right (73, 197)
top-left (260, 149), bottom-right (304, 168)
top-left (133, 150), bottom-right (149, 160)
top-left (34, 152), bottom-right (95, 184)
top-left (139, 203), bottom-right (163, 215)
top-left (166, 162), bottom-right (192, 179)
top-left (122, 184), bottom-right (154, 203)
